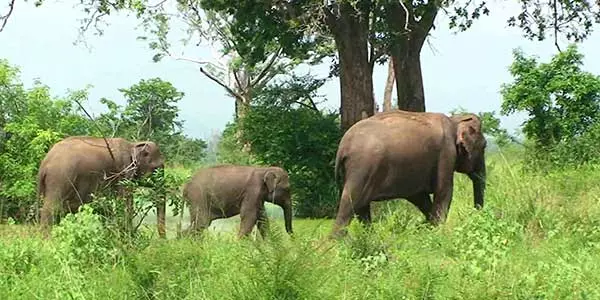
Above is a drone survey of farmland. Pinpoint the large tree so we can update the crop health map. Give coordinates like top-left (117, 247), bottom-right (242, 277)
top-left (185, 0), bottom-right (600, 130)
top-left (3, 0), bottom-right (599, 131)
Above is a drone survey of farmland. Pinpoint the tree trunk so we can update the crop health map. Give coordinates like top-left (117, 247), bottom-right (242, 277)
top-left (383, 60), bottom-right (395, 112)
top-left (328, 2), bottom-right (374, 132)
top-left (392, 45), bottom-right (426, 112)
top-left (234, 94), bottom-right (252, 153)
top-left (385, 2), bottom-right (438, 113)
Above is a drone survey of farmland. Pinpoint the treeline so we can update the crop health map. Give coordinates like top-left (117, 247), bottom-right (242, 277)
top-left (2, 44), bottom-right (600, 224)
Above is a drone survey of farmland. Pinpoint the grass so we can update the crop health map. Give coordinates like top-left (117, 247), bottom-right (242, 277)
top-left (3, 148), bottom-right (600, 299)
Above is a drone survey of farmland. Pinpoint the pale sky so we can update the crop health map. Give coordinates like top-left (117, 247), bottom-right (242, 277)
top-left (1, 1), bottom-right (599, 141)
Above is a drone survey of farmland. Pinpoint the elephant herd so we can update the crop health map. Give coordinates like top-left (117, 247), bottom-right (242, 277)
top-left (35, 110), bottom-right (487, 239)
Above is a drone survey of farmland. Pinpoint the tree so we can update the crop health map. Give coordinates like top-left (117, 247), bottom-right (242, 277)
top-left (119, 77), bottom-right (184, 143)
top-left (3, 0), bottom-right (599, 132)
top-left (500, 44), bottom-right (600, 167)
top-left (229, 73), bottom-right (343, 217)
top-left (0, 59), bottom-right (95, 222)
top-left (193, 0), bottom-right (600, 130)
top-left (382, 60), bottom-right (395, 112)
top-left (94, 77), bottom-right (207, 166)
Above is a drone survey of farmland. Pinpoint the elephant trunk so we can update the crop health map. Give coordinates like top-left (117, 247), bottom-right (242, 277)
top-left (469, 155), bottom-right (486, 210)
top-left (283, 203), bottom-right (293, 235)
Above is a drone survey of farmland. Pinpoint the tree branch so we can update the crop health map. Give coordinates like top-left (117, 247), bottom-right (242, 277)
top-left (0, 0), bottom-right (16, 33)
top-left (72, 98), bottom-right (116, 163)
top-left (413, 0), bottom-right (439, 49)
top-left (232, 68), bottom-right (245, 91)
top-left (552, 0), bottom-right (562, 52)
top-left (170, 55), bottom-right (212, 65)
top-left (250, 47), bottom-right (283, 88)
top-left (306, 95), bottom-right (319, 111)
top-left (200, 67), bottom-right (244, 101)
top-left (295, 99), bottom-right (319, 111)
top-left (398, 0), bottom-right (411, 33)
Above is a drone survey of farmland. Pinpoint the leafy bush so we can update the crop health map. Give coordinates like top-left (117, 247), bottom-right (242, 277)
top-left (52, 205), bottom-right (121, 268)
top-left (500, 44), bottom-right (600, 169)
top-left (0, 61), bottom-right (95, 222)
top-left (228, 74), bottom-right (343, 218)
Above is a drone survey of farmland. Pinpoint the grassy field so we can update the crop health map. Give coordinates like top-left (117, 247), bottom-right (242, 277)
top-left (3, 148), bottom-right (600, 299)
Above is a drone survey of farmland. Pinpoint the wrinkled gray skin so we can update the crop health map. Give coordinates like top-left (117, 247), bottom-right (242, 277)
top-left (182, 165), bottom-right (293, 239)
top-left (37, 136), bottom-right (166, 237)
top-left (331, 110), bottom-right (487, 237)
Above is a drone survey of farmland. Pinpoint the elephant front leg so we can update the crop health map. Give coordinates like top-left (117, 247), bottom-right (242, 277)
top-left (256, 205), bottom-right (270, 239)
top-left (431, 164), bottom-right (455, 225)
top-left (355, 204), bottom-right (372, 225)
top-left (238, 202), bottom-right (260, 239)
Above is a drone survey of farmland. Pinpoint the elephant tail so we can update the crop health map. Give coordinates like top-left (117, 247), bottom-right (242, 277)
top-left (37, 168), bottom-right (46, 198)
top-left (334, 151), bottom-right (346, 191)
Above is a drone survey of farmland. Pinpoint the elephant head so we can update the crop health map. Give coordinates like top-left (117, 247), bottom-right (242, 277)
top-left (263, 167), bottom-right (293, 234)
top-left (451, 113), bottom-right (487, 209)
top-left (131, 141), bottom-right (165, 178)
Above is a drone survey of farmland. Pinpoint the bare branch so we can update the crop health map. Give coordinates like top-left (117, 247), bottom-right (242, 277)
top-left (250, 48), bottom-right (283, 88)
top-left (0, 0), bottom-right (16, 32)
top-left (170, 55), bottom-right (213, 65)
top-left (72, 98), bottom-right (116, 163)
top-left (306, 95), bottom-right (319, 111)
top-left (232, 68), bottom-right (244, 90)
top-left (148, 0), bottom-right (168, 8)
top-left (133, 205), bottom-right (154, 232)
top-left (552, 0), bottom-right (562, 52)
top-left (200, 67), bottom-right (245, 101)
top-left (398, 0), bottom-right (411, 33)
top-left (295, 100), bottom-right (319, 111)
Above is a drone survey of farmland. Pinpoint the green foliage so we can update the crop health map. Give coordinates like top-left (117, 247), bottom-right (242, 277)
top-left (216, 120), bottom-right (257, 166)
top-left (0, 60), bottom-right (95, 222)
top-left (234, 74), bottom-right (342, 217)
top-left (118, 77), bottom-right (184, 142)
top-left (4, 151), bottom-right (600, 298)
top-left (500, 44), bottom-right (600, 168)
top-left (51, 205), bottom-right (122, 268)
top-left (96, 77), bottom-right (207, 167)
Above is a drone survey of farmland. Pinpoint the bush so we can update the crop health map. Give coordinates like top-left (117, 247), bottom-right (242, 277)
top-left (500, 44), bottom-right (600, 170)
top-left (221, 74), bottom-right (343, 218)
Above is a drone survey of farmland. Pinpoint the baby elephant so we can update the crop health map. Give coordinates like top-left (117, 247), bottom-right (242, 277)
top-left (182, 165), bottom-right (293, 239)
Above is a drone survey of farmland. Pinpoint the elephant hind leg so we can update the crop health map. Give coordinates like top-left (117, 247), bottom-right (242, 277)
top-left (331, 186), bottom-right (362, 238)
top-left (185, 203), bottom-right (212, 237)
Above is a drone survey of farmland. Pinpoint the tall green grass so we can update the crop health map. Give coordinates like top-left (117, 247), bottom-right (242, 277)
top-left (2, 149), bottom-right (600, 299)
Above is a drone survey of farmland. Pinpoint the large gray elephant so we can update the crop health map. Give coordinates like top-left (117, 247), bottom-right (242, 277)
top-left (330, 110), bottom-right (487, 237)
top-left (182, 165), bottom-right (293, 239)
top-left (37, 136), bottom-right (166, 237)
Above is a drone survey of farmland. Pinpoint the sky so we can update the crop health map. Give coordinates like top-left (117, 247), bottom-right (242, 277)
top-left (1, 1), bottom-right (600, 141)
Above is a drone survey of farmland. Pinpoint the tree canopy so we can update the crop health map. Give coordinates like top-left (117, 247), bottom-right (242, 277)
top-left (501, 44), bottom-right (600, 168)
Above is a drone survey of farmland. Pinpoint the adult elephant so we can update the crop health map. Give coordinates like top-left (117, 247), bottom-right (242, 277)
top-left (330, 110), bottom-right (487, 237)
top-left (37, 136), bottom-right (166, 238)
top-left (182, 165), bottom-right (293, 239)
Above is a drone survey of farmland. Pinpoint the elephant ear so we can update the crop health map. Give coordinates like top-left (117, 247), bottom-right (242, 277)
top-left (132, 142), bottom-right (152, 162)
top-left (455, 115), bottom-right (481, 170)
top-left (263, 171), bottom-right (278, 193)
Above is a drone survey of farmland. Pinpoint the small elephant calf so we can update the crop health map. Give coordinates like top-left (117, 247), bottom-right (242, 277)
top-left (182, 164), bottom-right (293, 239)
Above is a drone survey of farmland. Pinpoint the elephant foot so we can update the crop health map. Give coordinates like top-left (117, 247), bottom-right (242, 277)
top-left (328, 227), bottom-right (349, 240)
